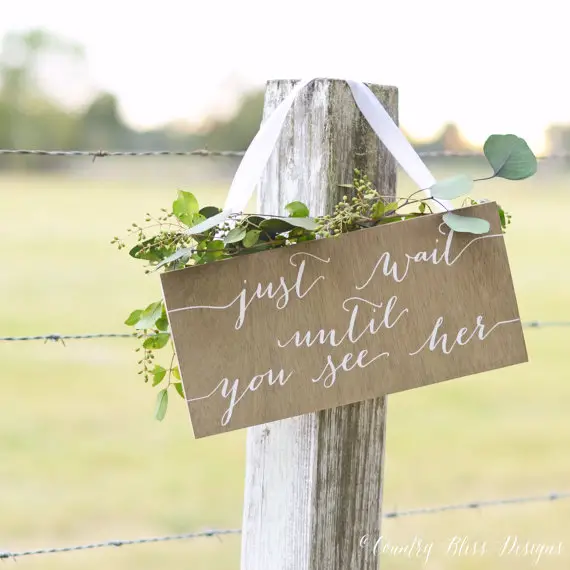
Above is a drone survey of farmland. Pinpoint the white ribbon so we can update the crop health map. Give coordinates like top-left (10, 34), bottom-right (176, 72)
top-left (187, 78), bottom-right (451, 235)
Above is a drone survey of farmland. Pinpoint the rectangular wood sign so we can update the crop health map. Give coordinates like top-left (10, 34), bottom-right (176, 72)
top-left (160, 202), bottom-right (528, 438)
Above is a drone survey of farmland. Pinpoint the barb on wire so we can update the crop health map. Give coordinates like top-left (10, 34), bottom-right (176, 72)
top-left (1, 321), bottom-right (568, 343)
top-left (0, 148), bottom-right (568, 160)
top-left (0, 491), bottom-right (568, 560)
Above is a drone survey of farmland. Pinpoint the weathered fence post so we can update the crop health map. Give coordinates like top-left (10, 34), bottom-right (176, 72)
top-left (240, 79), bottom-right (397, 570)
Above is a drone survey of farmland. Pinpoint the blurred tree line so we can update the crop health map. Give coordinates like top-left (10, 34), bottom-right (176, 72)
top-left (0, 29), bottom-right (472, 171)
top-left (0, 29), bottom-right (264, 170)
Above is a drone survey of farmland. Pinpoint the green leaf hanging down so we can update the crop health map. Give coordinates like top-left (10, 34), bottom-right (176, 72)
top-left (173, 383), bottom-right (185, 399)
top-left (442, 212), bottom-right (490, 235)
top-left (285, 201), bottom-right (310, 218)
top-left (155, 389), bottom-right (168, 421)
top-left (172, 190), bottom-right (200, 226)
top-left (224, 226), bottom-right (247, 245)
top-left (135, 301), bottom-right (163, 330)
top-left (124, 309), bottom-right (143, 327)
top-left (483, 134), bottom-right (538, 180)
top-left (431, 175), bottom-right (474, 200)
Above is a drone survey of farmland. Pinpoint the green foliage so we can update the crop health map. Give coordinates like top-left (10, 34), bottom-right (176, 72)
top-left (134, 302), bottom-right (163, 330)
top-left (483, 134), bottom-right (538, 180)
top-left (114, 133), bottom-right (537, 421)
top-left (124, 309), bottom-right (143, 326)
top-left (285, 201), bottom-right (310, 218)
top-left (442, 213), bottom-right (491, 234)
top-left (151, 365), bottom-right (167, 386)
top-left (173, 190), bottom-right (201, 227)
top-left (155, 389), bottom-right (168, 421)
top-left (431, 175), bottom-right (474, 200)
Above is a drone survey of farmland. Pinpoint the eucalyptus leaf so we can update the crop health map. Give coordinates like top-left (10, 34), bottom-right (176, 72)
top-left (124, 309), bottom-right (143, 327)
top-left (371, 201), bottom-right (385, 220)
top-left (173, 383), bottom-right (185, 399)
top-left (442, 212), bottom-right (490, 234)
top-left (224, 226), bottom-right (247, 245)
top-left (431, 175), bottom-right (473, 200)
top-left (129, 236), bottom-right (175, 262)
top-left (154, 247), bottom-right (193, 270)
top-left (199, 206), bottom-right (222, 219)
top-left (172, 190), bottom-right (199, 225)
top-left (151, 365), bottom-right (167, 386)
top-left (155, 316), bottom-right (169, 331)
top-left (185, 210), bottom-right (228, 235)
top-left (259, 218), bottom-right (294, 236)
top-left (283, 217), bottom-right (319, 231)
top-left (285, 201), bottom-right (310, 218)
top-left (243, 229), bottom-right (261, 248)
top-left (483, 134), bottom-right (538, 180)
top-left (155, 389), bottom-right (168, 421)
top-left (383, 202), bottom-right (399, 214)
top-left (143, 332), bottom-right (170, 350)
top-left (135, 302), bottom-right (163, 330)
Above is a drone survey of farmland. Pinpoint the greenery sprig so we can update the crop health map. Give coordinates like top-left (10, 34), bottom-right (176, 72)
top-left (113, 134), bottom-right (537, 420)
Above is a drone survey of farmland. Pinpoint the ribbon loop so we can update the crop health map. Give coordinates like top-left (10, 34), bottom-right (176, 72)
top-left (187, 78), bottom-right (451, 235)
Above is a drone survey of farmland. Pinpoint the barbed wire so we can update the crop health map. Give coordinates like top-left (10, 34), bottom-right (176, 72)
top-left (0, 491), bottom-right (568, 560)
top-left (1, 321), bottom-right (568, 344)
top-left (0, 148), bottom-right (246, 159)
top-left (0, 148), bottom-right (569, 160)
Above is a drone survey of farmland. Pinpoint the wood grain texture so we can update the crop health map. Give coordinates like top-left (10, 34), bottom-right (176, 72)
top-left (241, 79), bottom-right (396, 570)
top-left (161, 202), bottom-right (527, 437)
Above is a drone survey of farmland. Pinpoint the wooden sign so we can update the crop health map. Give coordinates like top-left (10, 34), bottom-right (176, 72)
top-left (160, 202), bottom-right (527, 438)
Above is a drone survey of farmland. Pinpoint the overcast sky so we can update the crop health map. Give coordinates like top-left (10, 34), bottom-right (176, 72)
top-left (1, 0), bottom-right (567, 151)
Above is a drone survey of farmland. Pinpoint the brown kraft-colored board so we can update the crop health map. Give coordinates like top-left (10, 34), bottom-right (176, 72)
top-left (160, 202), bottom-right (528, 438)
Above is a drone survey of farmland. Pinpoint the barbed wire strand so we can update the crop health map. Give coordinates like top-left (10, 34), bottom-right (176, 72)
top-left (0, 491), bottom-right (568, 560)
top-left (1, 148), bottom-right (570, 160)
top-left (0, 321), bottom-right (568, 343)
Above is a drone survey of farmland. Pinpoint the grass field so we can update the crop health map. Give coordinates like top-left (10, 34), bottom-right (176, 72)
top-left (1, 158), bottom-right (569, 569)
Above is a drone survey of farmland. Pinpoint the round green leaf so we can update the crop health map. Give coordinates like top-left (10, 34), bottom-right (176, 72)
top-left (285, 201), bottom-right (310, 218)
top-left (135, 302), bottom-right (163, 330)
top-left (483, 134), bottom-right (537, 180)
top-left (243, 229), bottom-right (261, 248)
top-left (224, 226), bottom-right (247, 245)
top-left (431, 175), bottom-right (473, 200)
top-left (172, 190), bottom-right (199, 225)
top-left (143, 332), bottom-right (170, 350)
top-left (199, 206), bottom-right (222, 219)
top-left (155, 389), bottom-right (168, 421)
top-left (442, 212), bottom-right (490, 234)
top-left (151, 365), bottom-right (167, 386)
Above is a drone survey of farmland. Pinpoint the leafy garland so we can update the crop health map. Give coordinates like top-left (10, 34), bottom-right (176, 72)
top-left (112, 134), bottom-right (537, 420)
